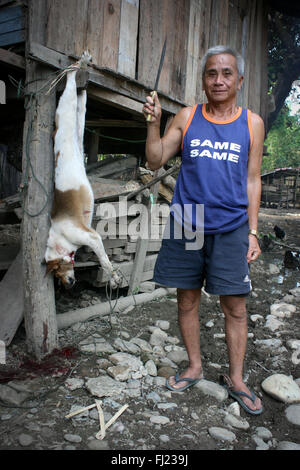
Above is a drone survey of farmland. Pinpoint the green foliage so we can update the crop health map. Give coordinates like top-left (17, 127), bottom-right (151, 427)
top-left (262, 106), bottom-right (300, 173)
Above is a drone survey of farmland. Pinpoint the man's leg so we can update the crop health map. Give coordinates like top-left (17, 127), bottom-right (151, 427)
top-left (168, 288), bottom-right (204, 389)
top-left (220, 295), bottom-right (262, 411)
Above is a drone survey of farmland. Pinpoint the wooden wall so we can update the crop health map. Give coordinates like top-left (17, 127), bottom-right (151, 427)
top-left (29, 0), bottom-right (268, 121)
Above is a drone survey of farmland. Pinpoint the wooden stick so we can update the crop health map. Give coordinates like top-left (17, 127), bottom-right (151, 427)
top-left (65, 403), bottom-right (96, 419)
top-left (104, 404), bottom-right (129, 430)
top-left (95, 400), bottom-right (106, 440)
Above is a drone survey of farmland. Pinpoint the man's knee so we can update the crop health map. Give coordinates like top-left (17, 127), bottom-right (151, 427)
top-left (177, 288), bottom-right (201, 315)
top-left (220, 295), bottom-right (247, 321)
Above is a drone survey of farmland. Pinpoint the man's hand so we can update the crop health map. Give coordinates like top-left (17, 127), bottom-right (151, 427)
top-left (143, 91), bottom-right (162, 124)
top-left (247, 234), bottom-right (261, 262)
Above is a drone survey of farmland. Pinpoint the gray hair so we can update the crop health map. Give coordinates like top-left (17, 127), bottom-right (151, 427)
top-left (201, 45), bottom-right (245, 79)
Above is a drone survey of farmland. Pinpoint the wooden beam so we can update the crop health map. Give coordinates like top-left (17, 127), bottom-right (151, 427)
top-left (88, 86), bottom-right (143, 116)
top-left (86, 119), bottom-right (145, 128)
top-left (0, 47), bottom-right (25, 69)
top-left (22, 61), bottom-right (58, 360)
top-left (27, 41), bottom-right (185, 116)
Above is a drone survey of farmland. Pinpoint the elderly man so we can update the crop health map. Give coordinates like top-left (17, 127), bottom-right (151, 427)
top-left (143, 45), bottom-right (264, 415)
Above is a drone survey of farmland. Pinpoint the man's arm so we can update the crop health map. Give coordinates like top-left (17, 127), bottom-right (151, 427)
top-left (143, 92), bottom-right (192, 170)
top-left (247, 112), bottom-right (264, 262)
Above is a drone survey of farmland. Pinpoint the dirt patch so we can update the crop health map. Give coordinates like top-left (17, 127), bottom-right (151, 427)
top-left (0, 208), bottom-right (299, 451)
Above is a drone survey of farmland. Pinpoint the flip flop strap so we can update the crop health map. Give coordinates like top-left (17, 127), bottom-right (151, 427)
top-left (175, 372), bottom-right (197, 384)
top-left (232, 389), bottom-right (256, 403)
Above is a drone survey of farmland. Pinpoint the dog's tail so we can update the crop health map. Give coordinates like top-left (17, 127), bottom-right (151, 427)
top-left (47, 51), bottom-right (92, 95)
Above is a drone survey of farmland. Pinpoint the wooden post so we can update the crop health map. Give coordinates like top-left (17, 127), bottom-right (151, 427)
top-left (21, 60), bottom-right (58, 360)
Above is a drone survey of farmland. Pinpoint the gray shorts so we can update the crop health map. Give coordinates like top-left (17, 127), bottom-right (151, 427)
top-left (153, 215), bottom-right (251, 295)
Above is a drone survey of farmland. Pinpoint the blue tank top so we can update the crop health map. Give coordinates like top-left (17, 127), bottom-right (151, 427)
top-left (171, 104), bottom-right (253, 234)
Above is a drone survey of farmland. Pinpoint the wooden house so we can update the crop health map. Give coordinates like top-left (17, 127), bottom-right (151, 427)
top-left (0, 0), bottom-right (277, 357)
top-left (261, 168), bottom-right (300, 209)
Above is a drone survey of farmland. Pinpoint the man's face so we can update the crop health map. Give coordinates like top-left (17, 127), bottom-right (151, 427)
top-left (202, 53), bottom-right (243, 104)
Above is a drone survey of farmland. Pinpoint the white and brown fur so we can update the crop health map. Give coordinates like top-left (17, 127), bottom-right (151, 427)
top-left (44, 53), bottom-right (120, 289)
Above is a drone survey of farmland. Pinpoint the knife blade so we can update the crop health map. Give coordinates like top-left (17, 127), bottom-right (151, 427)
top-left (146, 37), bottom-right (167, 122)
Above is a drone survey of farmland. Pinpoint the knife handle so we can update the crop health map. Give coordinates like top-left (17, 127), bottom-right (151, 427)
top-left (146, 91), bottom-right (157, 122)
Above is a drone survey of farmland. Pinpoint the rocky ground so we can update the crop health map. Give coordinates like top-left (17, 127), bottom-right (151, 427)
top-left (0, 207), bottom-right (300, 454)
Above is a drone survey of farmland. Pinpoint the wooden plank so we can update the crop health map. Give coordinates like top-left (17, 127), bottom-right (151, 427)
top-left (185, 0), bottom-right (202, 105)
top-left (96, 253), bottom-right (157, 285)
top-left (0, 47), bottom-right (25, 69)
top-left (0, 250), bottom-right (23, 346)
top-left (0, 30), bottom-right (25, 47)
top-left (46, 0), bottom-right (89, 58)
top-left (86, 0), bottom-right (121, 69)
top-left (118, 0), bottom-right (139, 77)
top-left (0, 4), bottom-right (23, 22)
top-left (0, 15), bottom-right (24, 35)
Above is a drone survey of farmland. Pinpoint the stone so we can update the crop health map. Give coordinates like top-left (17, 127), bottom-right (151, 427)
top-left (250, 314), bottom-right (264, 323)
top-left (277, 441), bottom-right (300, 450)
top-left (64, 434), bottom-right (82, 443)
top-left (87, 439), bottom-right (110, 450)
top-left (166, 348), bottom-right (189, 364)
top-left (159, 435), bottom-right (170, 443)
top-left (264, 315), bottom-right (284, 332)
top-left (65, 378), bottom-right (84, 391)
top-left (113, 338), bottom-right (141, 354)
top-left (254, 339), bottom-right (282, 350)
top-left (79, 335), bottom-right (115, 354)
top-left (289, 287), bottom-right (300, 297)
top-left (150, 415), bottom-right (170, 425)
top-left (254, 427), bottom-right (272, 441)
top-left (195, 379), bottom-right (228, 402)
top-left (107, 365), bottom-right (131, 381)
top-left (146, 391), bottom-right (161, 403)
top-left (157, 366), bottom-right (176, 378)
top-left (18, 434), bottom-right (34, 447)
top-left (157, 402), bottom-right (178, 410)
top-left (208, 427), bottom-right (236, 442)
top-left (155, 320), bottom-right (170, 330)
top-left (131, 337), bottom-right (153, 352)
top-left (86, 376), bottom-right (126, 398)
top-left (269, 263), bottom-right (280, 274)
top-left (287, 339), bottom-right (300, 350)
top-left (109, 352), bottom-right (143, 371)
top-left (0, 384), bottom-right (29, 406)
top-left (252, 435), bottom-right (269, 450)
top-left (291, 349), bottom-right (300, 365)
top-left (224, 413), bottom-right (249, 430)
top-left (145, 359), bottom-right (157, 376)
top-left (285, 404), bottom-right (300, 426)
top-left (270, 303), bottom-right (296, 318)
top-left (149, 328), bottom-right (169, 346)
top-left (261, 374), bottom-right (300, 403)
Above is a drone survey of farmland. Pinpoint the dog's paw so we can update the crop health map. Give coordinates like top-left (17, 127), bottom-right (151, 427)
top-left (79, 50), bottom-right (92, 68)
top-left (109, 269), bottom-right (122, 289)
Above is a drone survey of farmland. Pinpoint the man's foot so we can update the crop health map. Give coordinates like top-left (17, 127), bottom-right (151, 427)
top-left (220, 374), bottom-right (262, 415)
top-left (167, 367), bottom-right (204, 391)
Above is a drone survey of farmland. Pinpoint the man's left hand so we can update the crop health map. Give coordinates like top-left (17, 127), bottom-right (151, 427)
top-left (247, 235), bottom-right (261, 262)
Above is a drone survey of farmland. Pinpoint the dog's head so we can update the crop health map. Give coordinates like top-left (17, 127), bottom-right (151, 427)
top-left (45, 253), bottom-right (75, 289)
